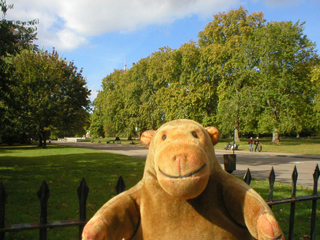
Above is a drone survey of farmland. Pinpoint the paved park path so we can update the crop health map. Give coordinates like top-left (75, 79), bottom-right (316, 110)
top-left (52, 141), bottom-right (320, 188)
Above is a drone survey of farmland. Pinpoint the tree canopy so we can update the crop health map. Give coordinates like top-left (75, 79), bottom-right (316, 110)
top-left (0, 0), bottom-right (37, 113)
top-left (91, 7), bottom-right (319, 142)
top-left (0, 1), bottom-right (91, 146)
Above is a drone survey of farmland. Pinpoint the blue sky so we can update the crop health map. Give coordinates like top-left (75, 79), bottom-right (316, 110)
top-left (5, 0), bottom-right (320, 101)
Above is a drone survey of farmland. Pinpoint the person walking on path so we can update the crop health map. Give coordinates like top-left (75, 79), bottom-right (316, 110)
top-left (254, 137), bottom-right (260, 152)
top-left (248, 137), bottom-right (254, 152)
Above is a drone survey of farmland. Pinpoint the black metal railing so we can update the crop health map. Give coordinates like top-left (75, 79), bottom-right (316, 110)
top-left (0, 166), bottom-right (318, 240)
top-left (0, 176), bottom-right (125, 240)
top-left (244, 164), bottom-right (320, 240)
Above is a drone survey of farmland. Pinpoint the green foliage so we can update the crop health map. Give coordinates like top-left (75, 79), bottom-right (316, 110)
top-left (0, 1), bottom-right (90, 146)
top-left (0, 0), bottom-right (38, 144)
top-left (215, 136), bottom-right (320, 155)
top-left (251, 21), bottom-right (318, 141)
top-left (3, 49), bottom-right (90, 146)
top-left (311, 67), bottom-right (320, 133)
top-left (0, 0), bottom-right (37, 56)
top-left (198, 7), bottom-right (266, 136)
top-left (91, 7), bottom-right (319, 141)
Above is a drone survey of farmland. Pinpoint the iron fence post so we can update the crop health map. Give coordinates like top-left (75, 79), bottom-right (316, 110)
top-left (0, 182), bottom-right (7, 240)
top-left (115, 176), bottom-right (126, 194)
top-left (37, 180), bottom-right (50, 240)
top-left (268, 167), bottom-right (275, 209)
top-left (243, 168), bottom-right (252, 185)
top-left (77, 178), bottom-right (89, 240)
top-left (0, 166), bottom-right (318, 239)
top-left (310, 165), bottom-right (319, 240)
top-left (288, 166), bottom-right (298, 240)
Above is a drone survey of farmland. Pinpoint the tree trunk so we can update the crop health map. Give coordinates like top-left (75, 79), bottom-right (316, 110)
top-left (38, 134), bottom-right (43, 147)
top-left (234, 128), bottom-right (240, 143)
top-left (234, 120), bottom-right (240, 142)
top-left (43, 135), bottom-right (47, 148)
top-left (272, 129), bottom-right (280, 144)
top-left (39, 131), bottom-right (47, 148)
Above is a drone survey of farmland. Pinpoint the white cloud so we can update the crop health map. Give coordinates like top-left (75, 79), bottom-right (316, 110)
top-left (5, 0), bottom-right (239, 51)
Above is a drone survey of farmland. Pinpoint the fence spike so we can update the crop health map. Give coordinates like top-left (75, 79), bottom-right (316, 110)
top-left (0, 181), bottom-right (7, 218)
top-left (288, 166), bottom-right (298, 240)
top-left (268, 167), bottom-right (275, 203)
top-left (310, 164), bottom-right (319, 240)
top-left (312, 164), bottom-right (319, 195)
top-left (115, 176), bottom-right (126, 194)
top-left (0, 182), bottom-right (7, 240)
top-left (37, 180), bottom-right (50, 224)
top-left (243, 168), bottom-right (252, 185)
top-left (291, 166), bottom-right (298, 199)
top-left (37, 181), bottom-right (49, 240)
top-left (77, 178), bottom-right (89, 240)
top-left (37, 181), bottom-right (50, 203)
top-left (77, 178), bottom-right (89, 221)
top-left (0, 182), bottom-right (7, 204)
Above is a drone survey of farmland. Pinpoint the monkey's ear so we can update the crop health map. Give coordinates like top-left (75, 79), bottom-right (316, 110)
top-left (140, 130), bottom-right (156, 148)
top-left (205, 127), bottom-right (220, 146)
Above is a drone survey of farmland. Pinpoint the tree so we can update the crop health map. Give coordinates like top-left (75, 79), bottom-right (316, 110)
top-left (198, 7), bottom-right (265, 139)
top-left (155, 42), bottom-right (217, 125)
top-left (198, 7), bottom-right (318, 142)
top-left (0, 0), bottom-right (38, 143)
top-left (0, 0), bottom-right (37, 101)
top-left (250, 21), bottom-right (318, 143)
top-left (7, 49), bottom-right (90, 147)
top-left (90, 7), bottom-right (319, 141)
top-left (90, 95), bottom-right (106, 138)
top-left (311, 66), bottom-right (320, 134)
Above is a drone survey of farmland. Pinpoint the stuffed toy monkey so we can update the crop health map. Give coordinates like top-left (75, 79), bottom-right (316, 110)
top-left (82, 119), bottom-right (284, 240)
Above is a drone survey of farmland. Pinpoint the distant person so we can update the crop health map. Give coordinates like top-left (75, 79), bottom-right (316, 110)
top-left (254, 137), bottom-right (260, 152)
top-left (230, 143), bottom-right (237, 151)
top-left (248, 137), bottom-right (254, 152)
top-left (225, 142), bottom-right (231, 150)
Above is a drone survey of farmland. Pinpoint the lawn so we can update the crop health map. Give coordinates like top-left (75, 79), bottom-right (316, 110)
top-left (87, 136), bottom-right (320, 155)
top-left (0, 144), bottom-right (319, 239)
top-left (0, 145), bottom-right (145, 240)
top-left (216, 137), bottom-right (320, 155)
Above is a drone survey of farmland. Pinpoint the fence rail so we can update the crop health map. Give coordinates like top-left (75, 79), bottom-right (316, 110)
top-left (0, 166), bottom-right (319, 240)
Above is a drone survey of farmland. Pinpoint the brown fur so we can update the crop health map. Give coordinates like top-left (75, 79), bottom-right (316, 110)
top-left (82, 119), bottom-right (284, 240)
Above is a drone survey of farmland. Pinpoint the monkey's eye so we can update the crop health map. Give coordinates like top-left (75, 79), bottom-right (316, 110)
top-left (192, 132), bottom-right (198, 138)
top-left (162, 134), bottom-right (167, 140)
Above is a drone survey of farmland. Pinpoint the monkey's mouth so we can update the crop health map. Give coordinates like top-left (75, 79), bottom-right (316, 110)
top-left (158, 164), bottom-right (207, 179)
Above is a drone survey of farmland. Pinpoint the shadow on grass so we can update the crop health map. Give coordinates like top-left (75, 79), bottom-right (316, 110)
top-left (0, 147), bottom-right (147, 239)
top-left (0, 151), bottom-right (145, 184)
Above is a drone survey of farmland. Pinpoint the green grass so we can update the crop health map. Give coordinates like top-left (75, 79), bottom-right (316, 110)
top-left (249, 180), bottom-right (320, 239)
top-left (0, 144), bottom-right (319, 239)
top-left (84, 135), bottom-right (320, 155)
top-left (215, 137), bottom-right (320, 155)
top-left (0, 145), bottom-right (145, 240)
